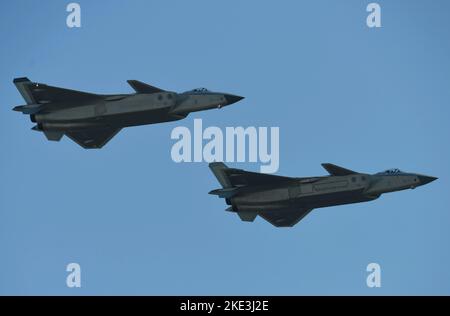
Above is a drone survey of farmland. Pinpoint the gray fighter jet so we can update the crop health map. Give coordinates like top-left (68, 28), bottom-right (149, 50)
top-left (209, 162), bottom-right (437, 227)
top-left (13, 78), bottom-right (244, 148)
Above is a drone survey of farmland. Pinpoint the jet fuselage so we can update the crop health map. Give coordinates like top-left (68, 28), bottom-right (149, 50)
top-left (229, 173), bottom-right (423, 213)
top-left (13, 78), bottom-right (244, 148)
top-left (209, 163), bottom-right (437, 227)
top-left (32, 91), bottom-right (236, 131)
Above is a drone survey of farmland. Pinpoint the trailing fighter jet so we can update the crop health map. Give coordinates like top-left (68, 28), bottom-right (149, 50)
top-left (13, 78), bottom-right (244, 148)
top-left (209, 162), bottom-right (437, 228)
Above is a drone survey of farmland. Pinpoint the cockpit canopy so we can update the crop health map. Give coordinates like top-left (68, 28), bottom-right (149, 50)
top-left (184, 88), bottom-right (210, 94)
top-left (378, 168), bottom-right (402, 175)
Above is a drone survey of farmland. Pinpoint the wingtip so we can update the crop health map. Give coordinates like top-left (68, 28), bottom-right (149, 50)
top-left (13, 77), bottom-right (30, 83)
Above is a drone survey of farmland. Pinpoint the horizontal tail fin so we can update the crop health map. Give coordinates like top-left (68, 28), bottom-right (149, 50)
top-left (13, 103), bottom-right (42, 114)
top-left (209, 187), bottom-right (239, 198)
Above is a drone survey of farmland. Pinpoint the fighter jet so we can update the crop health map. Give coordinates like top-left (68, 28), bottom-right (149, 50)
top-left (13, 78), bottom-right (244, 148)
top-left (209, 162), bottom-right (437, 227)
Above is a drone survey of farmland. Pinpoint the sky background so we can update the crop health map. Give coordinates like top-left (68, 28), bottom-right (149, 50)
top-left (1, 0), bottom-right (449, 295)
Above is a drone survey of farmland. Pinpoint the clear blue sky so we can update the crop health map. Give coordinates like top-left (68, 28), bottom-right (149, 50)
top-left (1, 0), bottom-right (449, 295)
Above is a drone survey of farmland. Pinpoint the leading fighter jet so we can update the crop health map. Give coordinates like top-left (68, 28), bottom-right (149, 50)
top-left (209, 162), bottom-right (437, 228)
top-left (13, 78), bottom-right (244, 148)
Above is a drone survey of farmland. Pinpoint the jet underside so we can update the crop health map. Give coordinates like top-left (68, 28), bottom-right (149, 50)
top-left (229, 185), bottom-right (376, 213)
top-left (34, 98), bottom-right (186, 131)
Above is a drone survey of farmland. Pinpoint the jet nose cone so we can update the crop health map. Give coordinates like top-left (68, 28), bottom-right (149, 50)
top-left (418, 175), bottom-right (438, 185)
top-left (224, 94), bottom-right (244, 105)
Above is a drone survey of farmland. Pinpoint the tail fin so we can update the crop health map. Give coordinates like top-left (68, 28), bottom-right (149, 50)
top-left (13, 77), bottom-right (36, 105)
top-left (209, 162), bottom-right (240, 199)
top-left (209, 162), bottom-right (232, 188)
